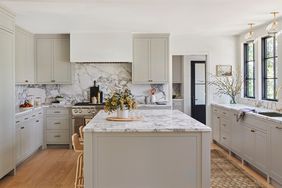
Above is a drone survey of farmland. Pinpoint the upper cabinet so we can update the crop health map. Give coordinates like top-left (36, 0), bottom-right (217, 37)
top-left (70, 33), bottom-right (132, 62)
top-left (132, 34), bottom-right (169, 84)
top-left (15, 26), bottom-right (35, 84)
top-left (172, 56), bottom-right (183, 83)
top-left (35, 34), bottom-right (72, 84)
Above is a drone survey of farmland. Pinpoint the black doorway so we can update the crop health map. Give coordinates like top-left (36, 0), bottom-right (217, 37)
top-left (191, 61), bottom-right (206, 124)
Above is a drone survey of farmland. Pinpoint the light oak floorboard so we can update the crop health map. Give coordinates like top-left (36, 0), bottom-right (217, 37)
top-left (0, 149), bottom-right (77, 188)
top-left (212, 143), bottom-right (274, 188)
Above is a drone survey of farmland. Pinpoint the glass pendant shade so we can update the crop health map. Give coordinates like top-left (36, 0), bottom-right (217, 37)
top-left (245, 23), bottom-right (255, 41)
top-left (266, 21), bottom-right (279, 36)
top-left (245, 31), bottom-right (254, 41)
top-left (266, 12), bottom-right (279, 36)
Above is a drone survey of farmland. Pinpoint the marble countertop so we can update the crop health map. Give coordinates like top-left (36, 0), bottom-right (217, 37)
top-left (211, 103), bottom-right (282, 124)
top-left (15, 103), bottom-right (72, 116)
top-left (84, 109), bottom-right (211, 133)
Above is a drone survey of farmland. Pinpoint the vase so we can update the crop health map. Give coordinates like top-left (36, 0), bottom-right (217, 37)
top-left (230, 96), bottom-right (236, 104)
top-left (117, 109), bottom-right (129, 119)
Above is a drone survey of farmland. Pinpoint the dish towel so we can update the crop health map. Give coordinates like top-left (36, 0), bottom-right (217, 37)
top-left (236, 108), bottom-right (257, 122)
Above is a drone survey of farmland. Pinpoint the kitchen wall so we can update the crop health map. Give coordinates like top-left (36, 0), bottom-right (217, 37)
top-left (170, 34), bottom-right (238, 126)
top-left (16, 63), bottom-right (168, 106)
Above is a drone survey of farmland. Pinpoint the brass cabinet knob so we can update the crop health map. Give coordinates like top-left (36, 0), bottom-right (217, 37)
top-left (25, 80), bottom-right (28, 83)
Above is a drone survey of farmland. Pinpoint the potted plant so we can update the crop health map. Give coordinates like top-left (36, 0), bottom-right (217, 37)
top-left (104, 88), bottom-right (137, 118)
top-left (208, 70), bottom-right (242, 104)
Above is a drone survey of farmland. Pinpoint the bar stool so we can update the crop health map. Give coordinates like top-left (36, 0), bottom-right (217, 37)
top-left (72, 133), bottom-right (84, 188)
top-left (79, 126), bottom-right (84, 143)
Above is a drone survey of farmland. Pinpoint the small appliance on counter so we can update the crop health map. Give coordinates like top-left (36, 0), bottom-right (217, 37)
top-left (90, 80), bottom-right (104, 104)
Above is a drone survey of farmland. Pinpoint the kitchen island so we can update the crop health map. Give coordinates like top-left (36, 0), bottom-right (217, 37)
top-left (84, 110), bottom-right (211, 188)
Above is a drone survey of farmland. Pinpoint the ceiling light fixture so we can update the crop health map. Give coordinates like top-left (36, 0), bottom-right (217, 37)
top-left (266, 12), bottom-right (279, 36)
top-left (245, 23), bottom-right (255, 41)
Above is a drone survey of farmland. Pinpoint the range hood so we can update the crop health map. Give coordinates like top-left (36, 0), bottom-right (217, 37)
top-left (70, 33), bottom-right (132, 63)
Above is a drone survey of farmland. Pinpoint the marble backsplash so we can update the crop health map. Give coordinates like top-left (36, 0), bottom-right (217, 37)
top-left (16, 63), bottom-right (168, 106)
top-left (238, 97), bottom-right (282, 112)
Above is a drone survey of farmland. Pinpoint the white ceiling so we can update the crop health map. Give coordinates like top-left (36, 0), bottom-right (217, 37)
top-left (0, 0), bottom-right (281, 36)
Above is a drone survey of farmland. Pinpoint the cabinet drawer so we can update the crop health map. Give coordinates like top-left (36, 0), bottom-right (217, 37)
top-left (47, 117), bottom-right (69, 130)
top-left (221, 131), bottom-right (231, 148)
top-left (46, 131), bottom-right (69, 144)
top-left (212, 107), bottom-right (220, 113)
top-left (46, 108), bottom-right (69, 115)
top-left (221, 118), bottom-right (231, 133)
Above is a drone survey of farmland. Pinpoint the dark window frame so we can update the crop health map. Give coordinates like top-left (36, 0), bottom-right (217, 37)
top-left (244, 42), bottom-right (256, 98)
top-left (262, 35), bottom-right (278, 101)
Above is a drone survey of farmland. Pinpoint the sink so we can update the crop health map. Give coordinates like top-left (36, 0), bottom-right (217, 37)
top-left (258, 112), bottom-right (282, 117)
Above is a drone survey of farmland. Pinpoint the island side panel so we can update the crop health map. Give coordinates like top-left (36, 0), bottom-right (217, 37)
top-left (86, 132), bottom-right (209, 188)
top-left (201, 131), bottom-right (211, 188)
top-left (84, 131), bottom-right (94, 188)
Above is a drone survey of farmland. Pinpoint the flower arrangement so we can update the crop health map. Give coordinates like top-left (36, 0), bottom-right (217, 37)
top-left (104, 88), bottom-right (137, 113)
top-left (208, 70), bottom-right (242, 104)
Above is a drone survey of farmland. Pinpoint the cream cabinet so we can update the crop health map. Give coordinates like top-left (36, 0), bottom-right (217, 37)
top-left (0, 6), bottom-right (15, 179)
top-left (35, 34), bottom-right (71, 84)
top-left (15, 26), bottom-right (34, 84)
top-left (132, 34), bottom-right (169, 84)
top-left (270, 124), bottom-right (282, 184)
top-left (45, 108), bottom-right (71, 148)
top-left (172, 56), bottom-right (183, 83)
top-left (15, 108), bottom-right (43, 164)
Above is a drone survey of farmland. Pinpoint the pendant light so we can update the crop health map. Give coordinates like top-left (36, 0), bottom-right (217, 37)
top-left (245, 23), bottom-right (255, 41)
top-left (266, 12), bottom-right (279, 36)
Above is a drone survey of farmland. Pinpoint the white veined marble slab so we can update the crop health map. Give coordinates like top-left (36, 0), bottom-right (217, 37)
top-left (84, 109), bottom-right (211, 133)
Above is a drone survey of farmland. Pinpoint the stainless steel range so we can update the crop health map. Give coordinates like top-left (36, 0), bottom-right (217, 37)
top-left (72, 102), bottom-right (104, 135)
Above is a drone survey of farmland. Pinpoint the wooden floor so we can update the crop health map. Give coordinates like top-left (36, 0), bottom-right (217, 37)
top-left (212, 143), bottom-right (274, 188)
top-left (0, 149), bottom-right (78, 188)
top-left (0, 146), bottom-right (273, 188)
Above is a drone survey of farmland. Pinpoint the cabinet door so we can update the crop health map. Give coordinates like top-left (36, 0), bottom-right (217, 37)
top-left (53, 38), bottom-right (71, 83)
top-left (212, 113), bottom-right (220, 142)
top-left (172, 56), bottom-right (182, 83)
top-left (132, 38), bottom-right (150, 83)
top-left (150, 38), bottom-right (168, 83)
top-left (242, 125), bottom-right (255, 163)
top-left (15, 28), bottom-right (34, 84)
top-left (36, 38), bottom-right (53, 83)
top-left (21, 120), bottom-right (33, 159)
top-left (231, 120), bottom-right (242, 155)
top-left (0, 29), bottom-right (14, 178)
top-left (15, 123), bottom-right (22, 163)
top-left (270, 125), bottom-right (282, 183)
top-left (254, 131), bottom-right (267, 172)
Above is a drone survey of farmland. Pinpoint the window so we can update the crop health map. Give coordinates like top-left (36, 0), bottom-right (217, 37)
top-left (244, 42), bottom-right (255, 98)
top-left (262, 36), bottom-right (278, 101)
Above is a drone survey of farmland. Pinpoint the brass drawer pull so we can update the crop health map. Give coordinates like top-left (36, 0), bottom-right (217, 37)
top-left (222, 137), bottom-right (227, 140)
top-left (54, 135), bottom-right (61, 138)
top-left (54, 122), bottom-right (61, 125)
top-left (276, 126), bottom-right (282, 130)
top-left (54, 111), bottom-right (61, 114)
top-left (251, 130), bottom-right (255, 132)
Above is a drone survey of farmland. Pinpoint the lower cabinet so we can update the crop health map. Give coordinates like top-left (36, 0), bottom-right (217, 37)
top-left (270, 124), bottom-right (282, 184)
top-left (15, 108), bottom-right (43, 164)
top-left (45, 108), bottom-right (71, 147)
top-left (211, 108), bottom-right (220, 142)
